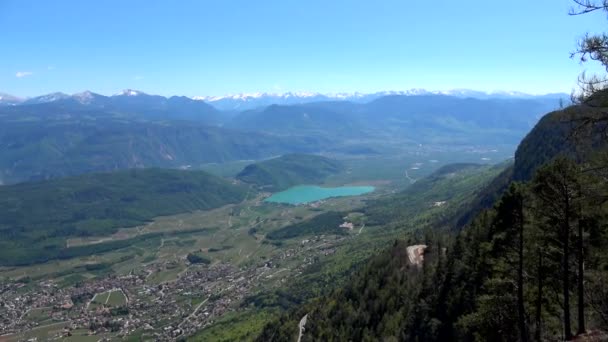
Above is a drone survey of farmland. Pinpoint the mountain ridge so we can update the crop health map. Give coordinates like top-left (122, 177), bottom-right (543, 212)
top-left (1, 88), bottom-right (569, 110)
top-left (0, 168), bottom-right (249, 266)
top-left (236, 154), bottom-right (343, 191)
top-left (196, 89), bottom-right (569, 110)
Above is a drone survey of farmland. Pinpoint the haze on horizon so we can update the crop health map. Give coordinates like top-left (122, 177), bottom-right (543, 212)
top-left (1, 0), bottom-right (606, 97)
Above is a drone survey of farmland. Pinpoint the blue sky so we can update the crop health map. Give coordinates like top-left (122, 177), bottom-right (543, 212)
top-left (1, 0), bottom-right (606, 97)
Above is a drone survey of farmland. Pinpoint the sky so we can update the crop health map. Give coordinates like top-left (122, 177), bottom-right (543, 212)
top-left (1, 0), bottom-right (607, 97)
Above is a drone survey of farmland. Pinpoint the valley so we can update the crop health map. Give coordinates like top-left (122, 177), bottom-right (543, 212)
top-left (0, 89), bottom-right (546, 340)
top-left (5, 0), bottom-right (608, 342)
top-left (0, 152), bottom-right (504, 341)
top-left (4, 1), bottom-right (608, 340)
top-left (0, 190), bottom-right (369, 340)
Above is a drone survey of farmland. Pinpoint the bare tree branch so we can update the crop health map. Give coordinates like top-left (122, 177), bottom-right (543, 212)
top-left (569, 0), bottom-right (608, 15)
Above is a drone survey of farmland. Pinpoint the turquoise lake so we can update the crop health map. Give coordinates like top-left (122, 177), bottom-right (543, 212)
top-left (265, 185), bottom-right (375, 205)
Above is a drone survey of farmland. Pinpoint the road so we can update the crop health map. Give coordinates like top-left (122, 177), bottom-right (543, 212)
top-left (178, 296), bottom-right (210, 328)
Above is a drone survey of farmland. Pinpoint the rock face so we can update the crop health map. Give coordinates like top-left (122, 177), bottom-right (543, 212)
top-left (406, 244), bottom-right (427, 267)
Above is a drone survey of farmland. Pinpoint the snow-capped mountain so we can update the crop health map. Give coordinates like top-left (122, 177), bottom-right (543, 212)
top-left (22, 92), bottom-right (71, 105)
top-left (195, 89), bottom-right (569, 111)
top-left (11, 89), bottom-right (147, 106)
top-left (0, 93), bottom-right (24, 106)
top-left (2, 88), bottom-right (569, 111)
top-left (71, 90), bottom-right (113, 105)
top-left (114, 89), bottom-right (145, 97)
top-left (193, 92), bottom-right (336, 110)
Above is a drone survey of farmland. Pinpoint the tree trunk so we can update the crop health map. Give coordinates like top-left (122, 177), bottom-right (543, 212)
top-left (535, 248), bottom-right (543, 341)
top-left (517, 200), bottom-right (528, 342)
top-left (564, 220), bottom-right (573, 340)
top-left (577, 219), bottom-right (585, 335)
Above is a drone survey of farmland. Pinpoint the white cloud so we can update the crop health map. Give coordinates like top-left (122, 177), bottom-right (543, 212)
top-left (47, 66), bottom-right (55, 70)
top-left (133, 75), bottom-right (144, 80)
top-left (15, 71), bottom-right (33, 78)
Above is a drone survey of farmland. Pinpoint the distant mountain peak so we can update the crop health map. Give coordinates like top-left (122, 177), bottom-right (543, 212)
top-left (116, 89), bottom-right (145, 97)
top-left (193, 89), bottom-right (569, 111)
top-left (193, 91), bottom-right (325, 102)
top-left (2, 88), bottom-right (569, 110)
top-left (72, 90), bottom-right (102, 104)
top-left (0, 93), bottom-right (23, 105)
top-left (195, 88), bottom-right (566, 101)
top-left (40, 92), bottom-right (70, 99)
top-left (22, 92), bottom-right (70, 105)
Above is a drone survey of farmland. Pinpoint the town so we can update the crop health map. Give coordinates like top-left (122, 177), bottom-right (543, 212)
top-left (0, 234), bottom-right (345, 341)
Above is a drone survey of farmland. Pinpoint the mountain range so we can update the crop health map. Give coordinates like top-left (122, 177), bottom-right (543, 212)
top-left (1, 89), bottom-right (569, 111)
top-left (197, 89), bottom-right (568, 110)
top-left (227, 95), bottom-right (563, 144)
top-left (0, 95), bottom-right (325, 184)
top-left (0, 89), bottom-right (566, 184)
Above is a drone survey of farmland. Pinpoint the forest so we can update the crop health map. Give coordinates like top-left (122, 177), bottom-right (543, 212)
top-left (0, 168), bottom-right (247, 266)
top-left (256, 96), bottom-right (608, 341)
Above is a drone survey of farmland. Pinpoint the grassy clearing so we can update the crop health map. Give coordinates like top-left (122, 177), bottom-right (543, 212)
top-left (147, 264), bottom-right (186, 284)
top-left (190, 308), bottom-right (278, 342)
top-left (5, 321), bottom-right (69, 342)
top-left (88, 292), bottom-right (109, 311)
top-left (88, 289), bottom-right (128, 311)
top-left (64, 335), bottom-right (101, 342)
top-left (107, 289), bottom-right (128, 306)
top-left (199, 160), bottom-right (253, 178)
top-left (24, 306), bottom-right (53, 324)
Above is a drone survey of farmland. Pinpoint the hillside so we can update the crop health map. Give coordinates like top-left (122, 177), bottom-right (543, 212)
top-left (0, 93), bottom-right (561, 185)
top-left (514, 90), bottom-right (608, 180)
top-left (254, 102), bottom-right (608, 341)
top-left (228, 103), bottom-right (363, 138)
top-left (228, 95), bottom-right (561, 144)
top-left (0, 103), bottom-right (326, 184)
top-left (17, 90), bottom-right (224, 124)
top-left (197, 90), bottom-right (568, 111)
top-left (236, 154), bottom-right (343, 191)
top-left (0, 168), bottom-right (248, 266)
top-left (191, 162), bottom-right (504, 342)
top-left (362, 163), bottom-right (501, 228)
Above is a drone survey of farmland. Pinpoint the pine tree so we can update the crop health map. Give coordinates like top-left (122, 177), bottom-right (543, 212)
top-left (532, 157), bottom-right (582, 340)
top-left (493, 183), bottom-right (529, 341)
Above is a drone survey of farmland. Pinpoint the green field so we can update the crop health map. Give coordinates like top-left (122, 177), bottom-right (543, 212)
top-left (107, 290), bottom-right (128, 306)
top-left (24, 307), bottom-right (54, 325)
top-left (88, 289), bottom-right (128, 310)
top-left (5, 324), bottom-right (120, 342)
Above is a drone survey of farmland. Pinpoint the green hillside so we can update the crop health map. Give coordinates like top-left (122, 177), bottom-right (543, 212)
top-left (0, 103), bottom-right (326, 184)
top-left (191, 162), bottom-right (504, 342)
top-left (236, 154), bottom-right (343, 191)
top-left (514, 91), bottom-right (608, 181)
top-left (228, 96), bottom-right (561, 144)
top-left (254, 102), bottom-right (608, 340)
top-left (0, 168), bottom-right (248, 266)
